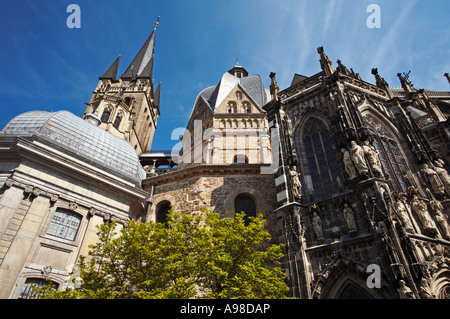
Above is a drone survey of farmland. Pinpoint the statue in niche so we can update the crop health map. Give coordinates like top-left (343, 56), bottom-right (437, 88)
top-left (311, 204), bottom-right (324, 241)
top-left (412, 195), bottom-right (436, 235)
top-left (362, 140), bottom-right (384, 177)
top-left (419, 278), bottom-right (436, 299)
top-left (293, 206), bottom-right (304, 239)
top-left (434, 160), bottom-right (450, 191)
top-left (430, 199), bottom-right (450, 240)
top-left (395, 198), bottom-right (414, 233)
top-left (421, 163), bottom-right (445, 196)
top-left (350, 141), bottom-right (369, 175)
top-left (342, 203), bottom-right (358, 233)
top-left (290, 165), bottom-right (302, 201)
top-left (398, 280), bottom-right (415, 299)
top-left (341, 148), bottom-right (357, 180)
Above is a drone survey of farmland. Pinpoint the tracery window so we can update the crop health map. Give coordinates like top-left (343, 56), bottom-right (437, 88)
top-left (100, 107), bottom-right (112, 123)
top-left (365, 115), bottom-right (408, 192)
top-left (302, 117), bottom-right (340, 199)
top-left (113, 112), bottom-right (123, 130)
top-left (47, 209), bottom-right (82, 241)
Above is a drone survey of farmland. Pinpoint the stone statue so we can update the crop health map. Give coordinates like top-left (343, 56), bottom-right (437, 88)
top-left (398, 280), bottom-right (415, 299)
top-left (421, 164), bottom-right (445, 196)
top-left (395, 199), bottom-right (414, 233)
top-left (362, 140), bottom-right (384, 177)
top-left (419, 278), bottom-right (436, 299)
top-left (343, 203), bottom-right (358, 233)
top-left (430, 199), bottom-right (450, 240)
top-left (412, 195), bottom-right (435, 233)
top-left (311, 207), bottom-right (324, 241)
top-left (350, 141), bottom-right (368, 175)
top-left (341, 148), bottom-right (357, 180)
top-left (434, 160), bottom-right (450, 191)
top-left (293, 206), bottom-right (303, 239)
top-left (290, 165), bottom-right (302, 200)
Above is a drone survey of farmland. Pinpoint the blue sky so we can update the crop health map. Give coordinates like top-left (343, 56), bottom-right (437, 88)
top-left (0, 0), bottom-right (449, 151)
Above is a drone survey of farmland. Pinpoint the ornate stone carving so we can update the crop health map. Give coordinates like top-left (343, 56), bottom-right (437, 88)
top-left (343, 203), bottom-right (358, 234)
top-left (434, 160), bottom-right (450, 191)
top-left (341, 148), bottom-right (357, 180)
top-left (412, 196), bottom-right (437, 237)
top-left (419, 278), bottom-right (436, 299)
top-left (398, 280), bottom-right (415, 299)
top-left (311, 204), bottom-right (324, 241)
top-left (430, 200), bottom-right (450, 240)
top-left (290, 165), bottom-right (302, 201)
top-left (395, 198), bottom-right (414, 233)
top-left (421, 164), bottom-right (445, 196)
top-left (362, 140), bottom-right (384, 177)
top-left (350, 141), bottom-right (368, 175)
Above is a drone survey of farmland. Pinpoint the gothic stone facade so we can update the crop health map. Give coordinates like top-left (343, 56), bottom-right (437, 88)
top-left (263, 47), bottom-right (450, 299)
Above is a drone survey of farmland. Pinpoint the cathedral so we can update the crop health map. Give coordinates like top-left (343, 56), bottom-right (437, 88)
top-left (1, 23), bottom-right (450, 299)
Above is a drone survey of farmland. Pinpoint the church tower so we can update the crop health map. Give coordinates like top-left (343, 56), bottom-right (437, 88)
top-left (83, 18), bottom-right (161, 155)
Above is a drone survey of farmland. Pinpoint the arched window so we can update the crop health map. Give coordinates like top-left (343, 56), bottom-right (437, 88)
top-left (100, 107), bottom-right (112, 123)
top-left (113, 112), bottom-right (123, 130)
top-left (233, 154), bottom-right (248, 164)
top-left (302, 117), bottom-right (341, 199)
top-left (47, 209), bottom-right (82, 241)
top-left (365, 115), bottom-right (408, 192)
top-left (156, 202), bottom-right (171, 226)
top-left (236, 91), bottom-right (242, 100)
top-left (235, 195), bottom-right (256, 225)
top-left (19, 278), bottom-right (58, 299)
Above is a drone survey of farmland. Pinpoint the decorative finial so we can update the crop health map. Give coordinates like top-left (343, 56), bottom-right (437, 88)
top-left (154, 16), bottom-right (160, 30)
top-left (236, 58), bottom-right (239, 66)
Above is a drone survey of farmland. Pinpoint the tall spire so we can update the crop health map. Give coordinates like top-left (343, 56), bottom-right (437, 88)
top-left (99, 55), bottom-right (121, 80)
top-left (121, 16), bottom-right (159, 80)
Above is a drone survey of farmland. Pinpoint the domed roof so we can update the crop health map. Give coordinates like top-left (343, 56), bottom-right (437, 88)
top-left (1, 111), bottom-right (145, 185)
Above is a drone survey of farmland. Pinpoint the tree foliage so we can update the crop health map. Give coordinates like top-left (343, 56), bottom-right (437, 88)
top-left (38, 209), bottom-right (289, 299)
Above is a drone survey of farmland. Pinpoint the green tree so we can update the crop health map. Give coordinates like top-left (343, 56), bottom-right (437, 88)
top-left (38, 209), bottom-right (289, 299)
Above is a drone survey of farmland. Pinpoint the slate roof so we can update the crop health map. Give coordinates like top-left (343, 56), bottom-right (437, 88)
top-left (99, 55), bottom-right (121, 80)
top-left (195, 70), bottom-right (269, 112)
top-left (121, 29), bottom-right (156, 79)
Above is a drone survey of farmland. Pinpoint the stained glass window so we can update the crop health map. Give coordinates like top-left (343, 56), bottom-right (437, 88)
top-left (302, 118), bottom-right (340, 199)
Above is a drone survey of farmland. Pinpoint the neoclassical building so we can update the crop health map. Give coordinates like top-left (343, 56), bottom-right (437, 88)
top-left (0, 23), bottom-right (449, 299)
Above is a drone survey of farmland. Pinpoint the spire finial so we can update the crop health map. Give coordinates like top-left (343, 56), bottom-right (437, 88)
top-left (154, 16), bottom-right (160, 30)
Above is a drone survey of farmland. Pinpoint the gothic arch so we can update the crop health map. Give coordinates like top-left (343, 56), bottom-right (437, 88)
top-left (311, 257), bottom-right (389, 299)
top-left (430, 263), bottom-right (450, 299)
top-left (293, 114), bottom-right (341, 199)
top-left (360, 105), bottom-right (402, 142)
